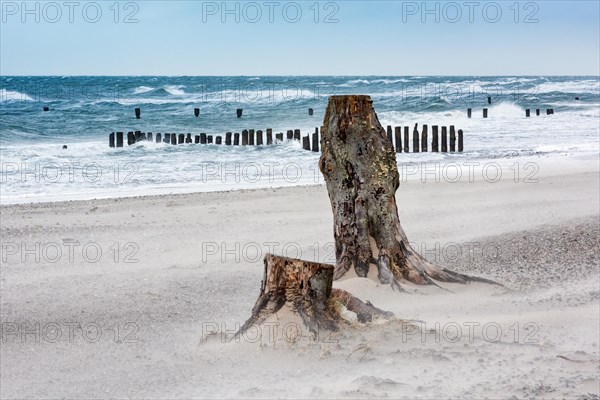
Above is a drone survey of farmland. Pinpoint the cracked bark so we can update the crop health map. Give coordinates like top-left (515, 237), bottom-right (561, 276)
top-left (319, 95), bottom-right (496, 287)
top-left (235, 254), bottom-right (392, 340)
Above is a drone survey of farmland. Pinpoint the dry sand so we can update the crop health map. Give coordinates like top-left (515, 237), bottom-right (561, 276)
top-left (1, 159), bottom-right (599, 399)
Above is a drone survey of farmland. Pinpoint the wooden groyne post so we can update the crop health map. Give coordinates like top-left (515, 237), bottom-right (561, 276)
top-left (458, 129), bottom-right (464, 152)
top-left (236, 108), bottom-right (243, 118)
top-left (312, 127), bottom-right (319, 152)
top-left (109, 132), bottom-right (115, 148)
top-left (449, 126), bottom-right (456, 152)
top-left (394, 127), bottom-right (402, 154)
top-left (431, 126), bottom-right (438, 152)
top-left (302, 135), bottom-right (310, 150)
top-left (441, 126), bottom-right (448, 152)
top-left (266, 128), bottom-right (273, 145)
top-left (421, 124), bottom-right (428, 152)
top-left (403, 126), bottom-right (409, 153)
top-left (483, 108), bottom-right (488, 118)
top-left (467, 108), bottom-right (472, 118)
top-left (256, 130), bottom-right (263, 145)
top-left (412, 124), bottom-right (420, 153)
top-left (135, 108), bottom-right (141, 119)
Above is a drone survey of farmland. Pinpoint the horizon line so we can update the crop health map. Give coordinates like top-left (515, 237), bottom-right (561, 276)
top-left (2, 74), bottom-right (598, 78)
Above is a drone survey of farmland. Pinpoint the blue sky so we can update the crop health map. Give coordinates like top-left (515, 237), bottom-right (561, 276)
top-left (1, 0), bottom-right (599, 75)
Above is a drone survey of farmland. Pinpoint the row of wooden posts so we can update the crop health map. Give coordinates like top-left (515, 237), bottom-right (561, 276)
top-left (109, 128), bottom-right (321, 152)
top-left (135, 106), bottom-right (555, 121)
top-left (525, 108), bottom-right (554, 117)
top-left (384, 124), bottom-right (463, 153)
top-left (135, 107), bottom-right (315, 119)
top-left (109, 124), bottom-right (464, 153)
top-left (134, 96), bottom-right (497, 120)
top-left (135, 106), bottom-right (554, 119)
top-left (467, 107), bottom-right (555, 118)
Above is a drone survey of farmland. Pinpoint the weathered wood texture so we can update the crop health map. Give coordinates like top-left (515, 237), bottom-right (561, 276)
top-left (318, 95), bottom-right (493, 287)
top-left (235, 254), bottom-right (392, 339)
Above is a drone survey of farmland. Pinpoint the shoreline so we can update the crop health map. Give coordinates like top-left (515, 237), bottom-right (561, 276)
top-left (1, 155), bottom-right (598, 207)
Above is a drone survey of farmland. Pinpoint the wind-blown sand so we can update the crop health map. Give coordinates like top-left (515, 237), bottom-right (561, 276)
top-left (1, 159), bottom-right (599, 399)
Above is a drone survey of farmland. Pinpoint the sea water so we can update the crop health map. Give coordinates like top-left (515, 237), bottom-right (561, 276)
top-left (1, 76), bottom-right (598, 204)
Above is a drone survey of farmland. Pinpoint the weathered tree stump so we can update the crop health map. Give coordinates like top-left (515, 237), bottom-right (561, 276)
top-left (235, 254), bottom-right (392, 340)
top-left (318, 95), bottom-right (495, 287)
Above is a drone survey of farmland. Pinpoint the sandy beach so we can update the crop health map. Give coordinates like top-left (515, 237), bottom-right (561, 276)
top-left (3, 0), bottom-right (599, 397)
top-left (1, 158), bottom-right (598, 399)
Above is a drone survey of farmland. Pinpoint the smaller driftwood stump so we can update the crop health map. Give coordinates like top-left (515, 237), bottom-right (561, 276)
top-left (235, 254), bottom-right (392, 340)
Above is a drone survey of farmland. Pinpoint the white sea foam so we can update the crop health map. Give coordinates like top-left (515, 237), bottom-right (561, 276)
top-left (536, 80), bottom-right (600, 94)
top-left (117, 84), bottom-right (284, 105)
top-left (346, 79), bottom-right (371, 85)
top-left (370, 79), bottom-right (411, 84)
top-left (488, 102), bottom-right (525, 116)
top-left (0, 89), bottom-right (34, 102)
top-left (132, 86), bottom-right (154, 95)
top-left (164, 85), bottom-right (186, 95)
top-left (111, 97), bottom-right (200, 105)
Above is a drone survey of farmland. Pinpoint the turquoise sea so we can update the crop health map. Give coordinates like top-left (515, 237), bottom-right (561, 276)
top-left (1, 76), bottom-right (598, 203)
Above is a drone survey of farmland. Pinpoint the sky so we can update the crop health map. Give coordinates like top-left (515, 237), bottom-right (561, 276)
top-left (1, 0), bottom-right (599, 75)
